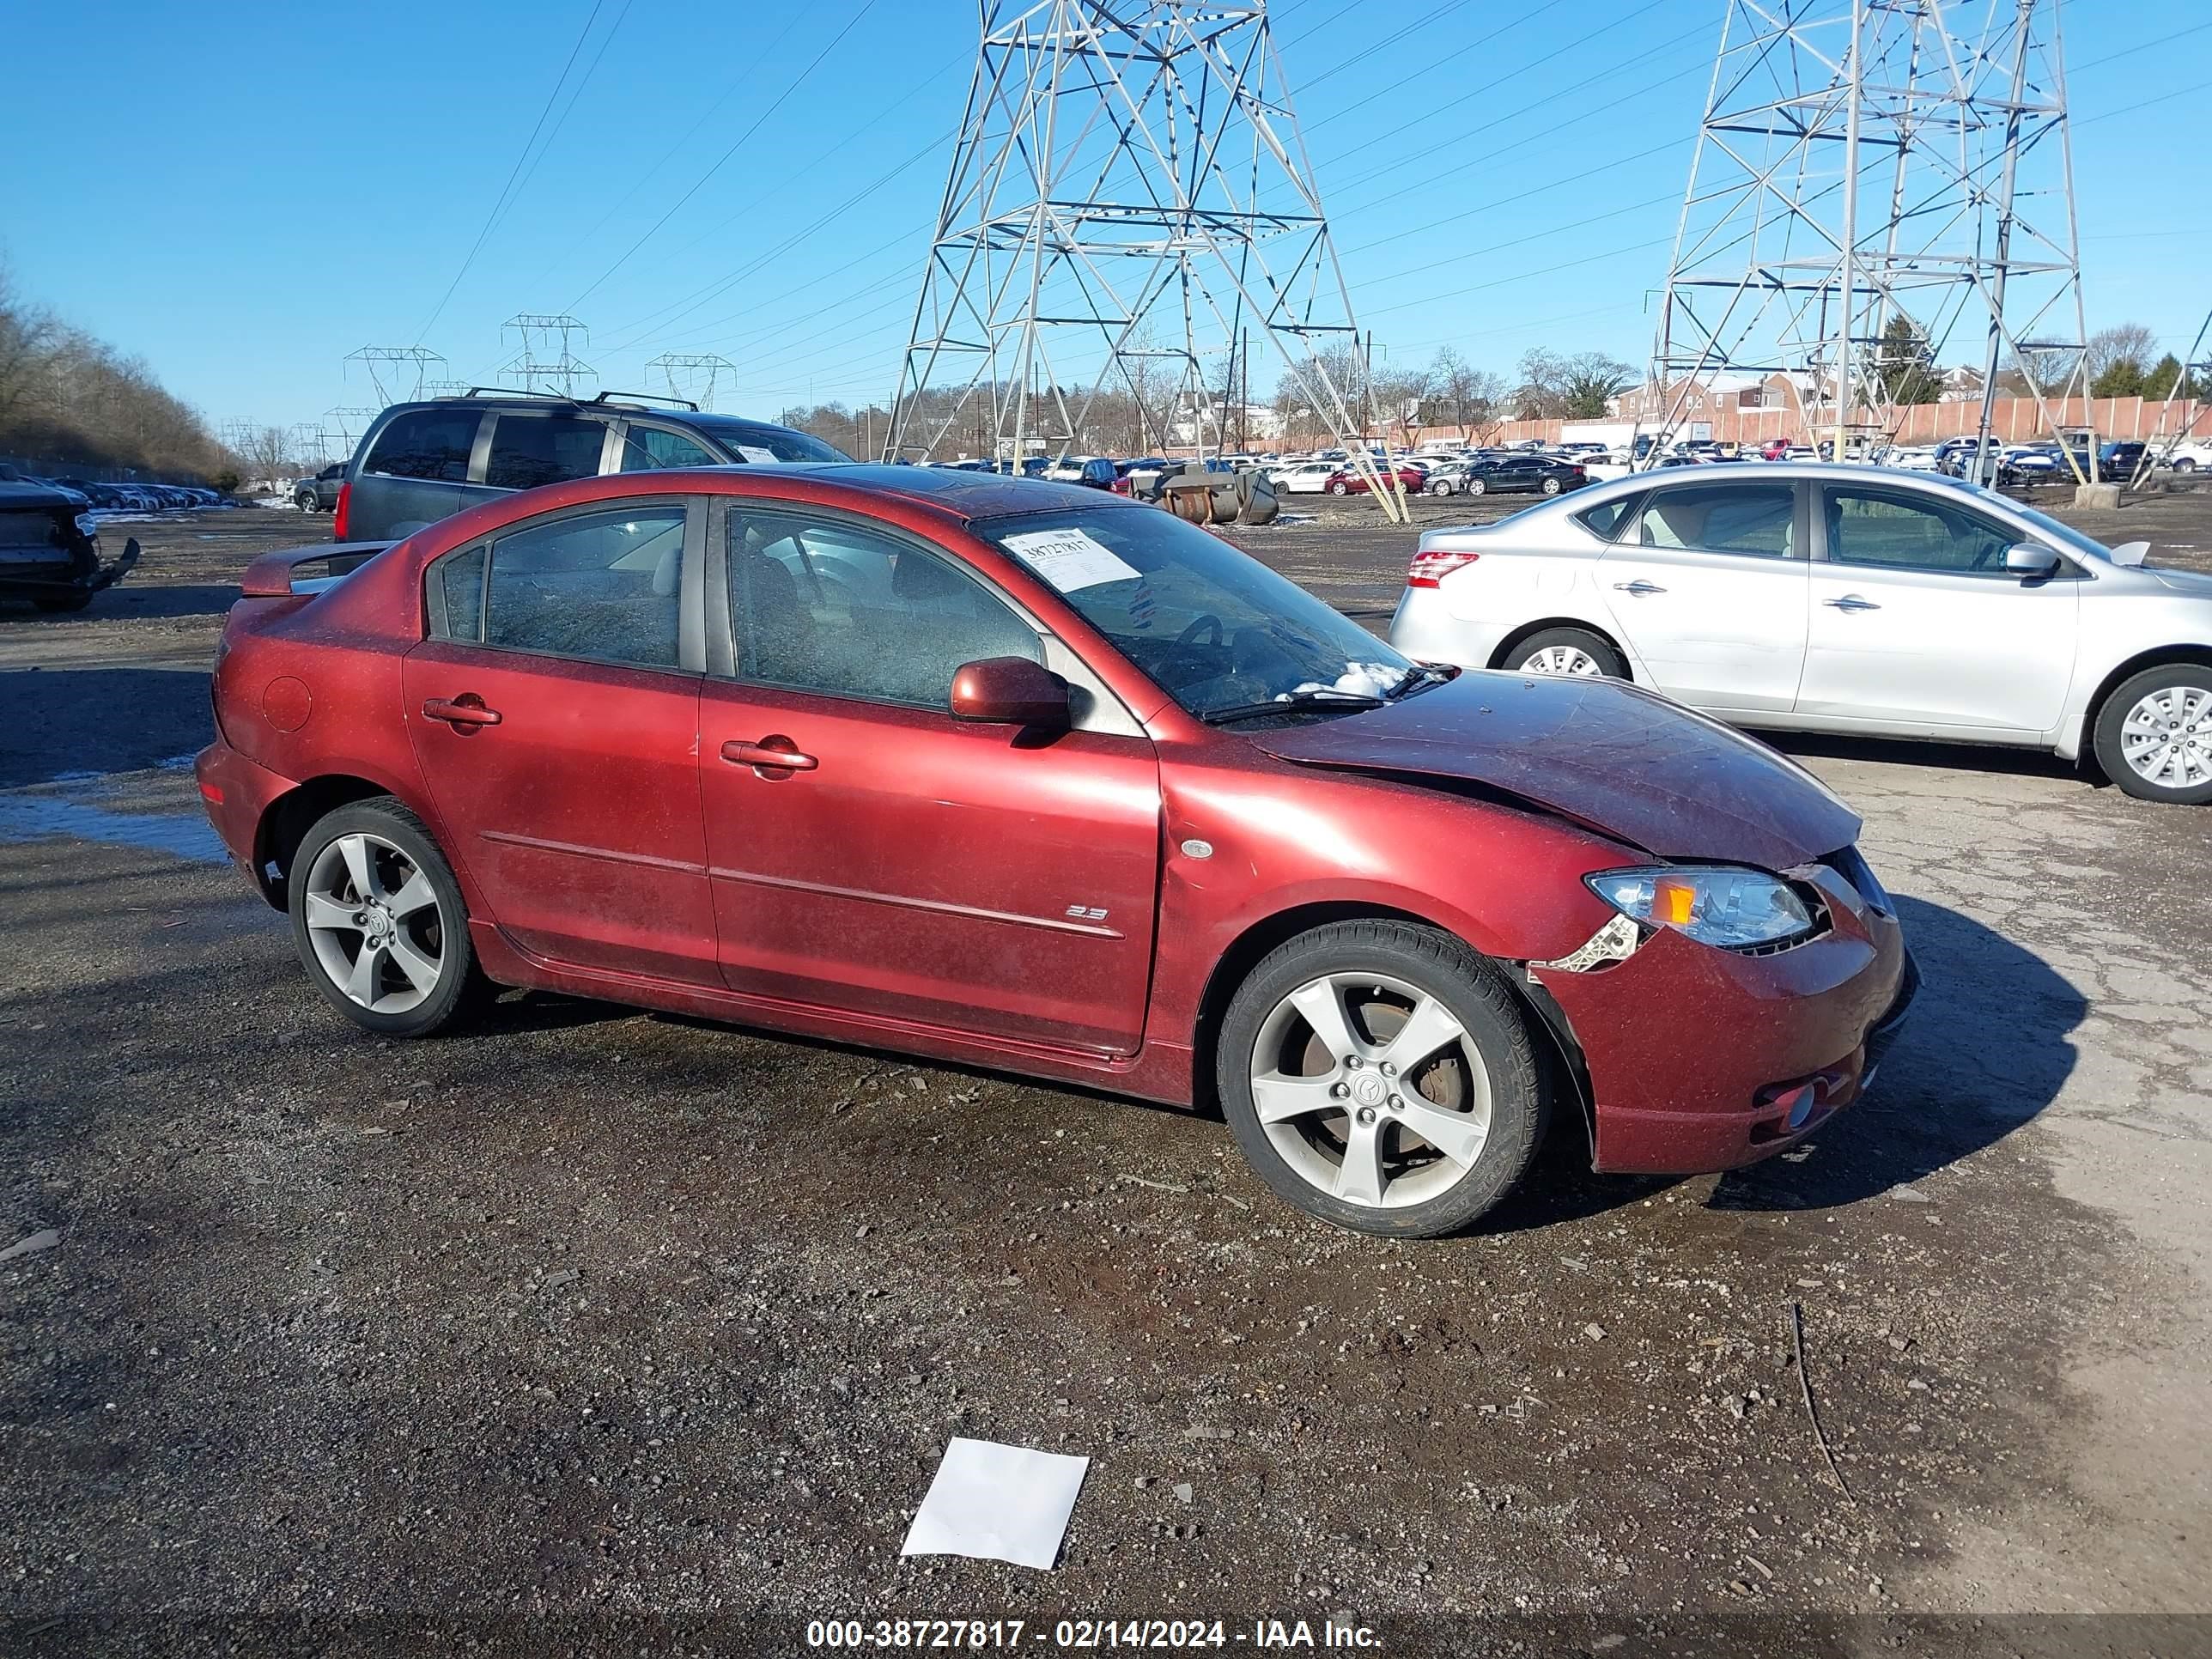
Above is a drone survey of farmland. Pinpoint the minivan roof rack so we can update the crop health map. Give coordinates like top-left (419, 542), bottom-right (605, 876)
top-left (590, 390), bottom-right (701, 411)
top-left (461, 386), bottom-right (575, 402)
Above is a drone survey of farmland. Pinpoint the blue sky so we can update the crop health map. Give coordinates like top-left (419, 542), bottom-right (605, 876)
top-left (5, 0), bottom-right (2207, 434)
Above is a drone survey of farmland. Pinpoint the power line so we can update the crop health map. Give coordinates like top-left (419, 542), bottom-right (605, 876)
top-left (565, 0), bottom-right (882, 311)
top-left (414, 0), bottom-right (611, 343)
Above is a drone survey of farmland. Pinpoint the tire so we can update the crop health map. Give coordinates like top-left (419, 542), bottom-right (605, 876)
top-left (1215, 920), bottom-right (1548, 1237)
top-left (295, 490), bottom-right (317, 513)
top-left (288, 797), bottom-right (487, 1036)
top-left (1427, 478), bottom-right (1452, 496)
top-left (1541, 475), bottom-right (1563, 495)
top-left (1465, 477), bottom-right (1486, 496)
top-left (1328, 480), bottom-right (1349, 495)
top-left (33, 592), bottom-right (94, 614)
top-left (2092, 664), bottom-right (2212, 805)
top-left (1510, 625), bottom-right (1627, 679)
top-left (2176, 458), bottom-right (2197, 473)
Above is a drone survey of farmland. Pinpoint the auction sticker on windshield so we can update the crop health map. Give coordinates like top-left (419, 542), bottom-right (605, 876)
top-left (1001, 526), bottom-right (1140, 592)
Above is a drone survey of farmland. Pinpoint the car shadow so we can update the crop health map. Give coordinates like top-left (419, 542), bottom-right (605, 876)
top-left (0, 667), bottom-right (214, 787)
top-left (1477, 892), bottom-right (2086, 1231)
top-left (0, 584), bottom-right (240, 624)
top-left (1760, 729), bottom-right (2097, 786)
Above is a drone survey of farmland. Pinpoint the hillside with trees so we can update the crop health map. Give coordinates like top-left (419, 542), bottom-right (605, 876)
top-left (0, 258), bottom-right (229, 483)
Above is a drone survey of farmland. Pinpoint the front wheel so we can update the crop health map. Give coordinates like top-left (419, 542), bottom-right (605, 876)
top-left (289, 798), bottom-right (487, 1035)
top-left (1216, 921), bottom-right (1547, 1237)
top-left (1464, 477), bottom-right (1486, 496)
top-left (2094, 665), bottom-right (2212, 805)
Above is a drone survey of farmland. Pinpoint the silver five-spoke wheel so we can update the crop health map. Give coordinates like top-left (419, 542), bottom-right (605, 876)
top-left (2118, 684), bottom-right (2212, 791)
top-left (1521, 644), bottom-right (1602, 677)
top-left (301, 831), bottom-right (447, 1013)
top-left (1249, 971), bottom-right (1492, 1211)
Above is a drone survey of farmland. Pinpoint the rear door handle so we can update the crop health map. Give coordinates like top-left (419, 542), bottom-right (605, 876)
top-left (1613, 580), bottom-right (1666, 595)
top-left (722, 738), bottom-right (818, 773)
top-left (1824, 594), bottom-right (1881, 611)
top-left (422, 696), bottom-right (501, 727)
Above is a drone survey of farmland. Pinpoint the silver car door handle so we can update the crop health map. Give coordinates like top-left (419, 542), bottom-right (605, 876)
top-left (1825, 594), bottom-right (1881, 611)
top-left (1613, 580), bottom-right (1666, 595)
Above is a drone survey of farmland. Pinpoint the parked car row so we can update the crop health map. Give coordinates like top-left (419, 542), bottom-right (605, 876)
top-left (0, 469), bottom-right (221, 513)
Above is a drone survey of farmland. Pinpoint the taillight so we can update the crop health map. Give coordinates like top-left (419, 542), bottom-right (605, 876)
top-left (331, 480), bottom-right (352, 540)
top-left (1407, 549), bottom-right (1479, 588)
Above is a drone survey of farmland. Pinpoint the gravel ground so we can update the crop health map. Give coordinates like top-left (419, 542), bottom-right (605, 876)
top-left (2, 502), bottom-right (2209, 1656)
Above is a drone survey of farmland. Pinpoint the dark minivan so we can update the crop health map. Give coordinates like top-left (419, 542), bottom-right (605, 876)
top-left (334, 391), bottom-right (850, 542)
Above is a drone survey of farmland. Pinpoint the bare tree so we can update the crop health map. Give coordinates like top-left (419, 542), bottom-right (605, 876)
top-left (2087, 322), bottom-right (2156, 381)
top-left (240, 426), bottom-right (292, 488)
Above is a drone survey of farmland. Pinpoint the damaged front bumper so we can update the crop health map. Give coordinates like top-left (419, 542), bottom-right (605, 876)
top-left (0, 532), bottom-right (141, 605)
top-left (1531, 860), bottom-right (1915, 1175)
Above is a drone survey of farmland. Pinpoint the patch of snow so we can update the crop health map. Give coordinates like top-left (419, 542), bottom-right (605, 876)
top-left (1285, 661), bottom-right (1409, 701)
top-left (252, 495), bottom-right (301, 510)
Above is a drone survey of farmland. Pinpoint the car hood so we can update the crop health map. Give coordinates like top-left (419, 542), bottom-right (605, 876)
top-left (1251, 670), bottom-right (1862, 871)
top-left (2148, 566), bottom-right (2212, 597)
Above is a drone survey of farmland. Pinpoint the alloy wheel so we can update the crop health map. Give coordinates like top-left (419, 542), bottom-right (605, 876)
top-left (301, 831), bottom-right (448, 1013)
top-left (1521, 644), bottom-right (1602, 676)
top-left (2120, 685), bottom-right (2212, 790)
top-left (1248, 971), bottom-right (1492, 1210)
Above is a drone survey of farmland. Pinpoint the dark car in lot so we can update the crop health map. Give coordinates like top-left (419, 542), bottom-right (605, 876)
top-left (0, 477), bottom-right (139, 611)
top-left (1460, 453), bottom-right (1589, 497)
top-left (196, 464), bottom-right (1910, 1237)
top-left (295, 463), bottom-right (347, 513)
top-left (332, 391), bottom-right (850, 544)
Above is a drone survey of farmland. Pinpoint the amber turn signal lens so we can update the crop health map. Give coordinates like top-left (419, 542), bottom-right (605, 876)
top-left (1652, 877), bottom-right (1697, 926)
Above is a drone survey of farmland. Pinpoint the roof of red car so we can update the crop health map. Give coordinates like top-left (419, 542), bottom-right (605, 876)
top-left (760, 463), bottom-right (1143, 521)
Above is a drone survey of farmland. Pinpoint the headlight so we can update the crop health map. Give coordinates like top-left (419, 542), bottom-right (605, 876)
top-left (75, 513), bottom-right (100, 538)
top-left (1586, 866), bottom-right (1815, 950)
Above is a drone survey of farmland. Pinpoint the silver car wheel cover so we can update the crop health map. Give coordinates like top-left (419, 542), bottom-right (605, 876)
top-left (1521, 644), bottom-right (1603, 677)
top-left (2120, 685), bottom-right (2212, 789)
top-left (1249, 971), bottom-right (1493, 1211)
top-left (302, 832), bottom-right (447, 1013)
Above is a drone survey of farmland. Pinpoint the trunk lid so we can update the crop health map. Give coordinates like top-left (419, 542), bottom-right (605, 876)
top-left (1251, 669), bottom-right (1861, 871)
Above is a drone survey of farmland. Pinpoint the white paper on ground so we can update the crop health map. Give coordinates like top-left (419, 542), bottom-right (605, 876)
top-left (1000, 526), bottom-right (1140, 592)
top-left (900, 1437), bottom-right (1090, 1571)
top-left (735, 445), bottom-right (781, 465)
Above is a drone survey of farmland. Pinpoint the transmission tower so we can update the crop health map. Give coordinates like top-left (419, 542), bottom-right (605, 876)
top-left (501, 313), bottom-right (597, 398)
top-left (1646, 0), bottom-right (2093, 472)
top-left (645, 353), bottom-right (738, 410)
top-left (884, 0), bottom-right (1402, 517)
top-left (344, 346), bottom-right (449, 406)
top-left (323, 406), bottom-right (379, 454)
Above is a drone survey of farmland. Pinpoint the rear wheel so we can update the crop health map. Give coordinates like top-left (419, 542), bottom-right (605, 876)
top-left (1541, 475), bottom-right (1563, 495)
top-left (1427, 477), bottom-right (1453, 496)
top-left (289, 798), bottom-right (486, 1035)
top-left (1510, 626), bottom-right (1627, 679)
top-left (2094, 665), bottom-right (2212, 805)
top-left (1328, 480), bottom-right (1349, 495)
top-left (1216, 921), bottom-right (1547, 1237)
top-left (2177, 458), bottom-right (2197, 473)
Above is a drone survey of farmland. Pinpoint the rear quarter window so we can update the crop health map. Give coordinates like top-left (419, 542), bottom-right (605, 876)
top-left (364, 410), bottom-right (482, 482)
top-left (485, 415), bottom-right (610, 490)
top-left (1575, 493), bottom-right (1642, 540)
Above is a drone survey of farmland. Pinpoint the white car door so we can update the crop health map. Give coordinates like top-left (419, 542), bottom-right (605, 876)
top-left (1594, 478), bottom-right (1810, 712)
top-left (1800, 481), bottom-right (2081, 737)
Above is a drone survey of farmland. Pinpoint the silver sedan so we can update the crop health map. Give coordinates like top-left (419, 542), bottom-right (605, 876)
top-left (1389, 463), bottom-right (2212, 804)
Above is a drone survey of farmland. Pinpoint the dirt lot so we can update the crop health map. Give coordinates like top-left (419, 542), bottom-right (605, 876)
top-left (3, 498), bottom-right (2210, 1656)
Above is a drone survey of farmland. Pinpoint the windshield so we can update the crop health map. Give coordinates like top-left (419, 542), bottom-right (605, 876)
top-left (981, 507), bottom-right (1413, 719)
top-left (693, 419), bottom-right (850, 464)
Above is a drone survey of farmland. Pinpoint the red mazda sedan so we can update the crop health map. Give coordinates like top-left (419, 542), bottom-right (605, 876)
top-left (197, 465), bottom-right (1911, 1236)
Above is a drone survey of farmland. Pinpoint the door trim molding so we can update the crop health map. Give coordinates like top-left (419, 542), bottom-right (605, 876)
top-left (706, 863), bottom-right (1125, 939)
top-left (482, 828), bottom-right (708, 876)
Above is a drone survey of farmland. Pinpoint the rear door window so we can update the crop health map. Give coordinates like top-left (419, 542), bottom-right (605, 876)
top-left (485, 415), bottom-right (611, 491)
top-left (364, 409), bottom-right (482, 482)
top-left (478, 505), bottom-right (689, 667)
top-left (1632, 483), bottom-right (1797, 558)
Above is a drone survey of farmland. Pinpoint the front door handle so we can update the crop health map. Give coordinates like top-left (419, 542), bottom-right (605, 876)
top-left (722, 738), bottom-right (818, 773)
top-left (422, 695), bottom-right (501, 728)
top-left (1613, 580), bottom-right (1666, 595)
top-left (1825, 594), bottom-right (1881, 612)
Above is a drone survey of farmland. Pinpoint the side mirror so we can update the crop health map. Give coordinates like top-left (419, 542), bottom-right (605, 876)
top-left (2004, 542), bottom-right (2061, 578)
top-left (949, 656), bottom-right (1070, 729)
